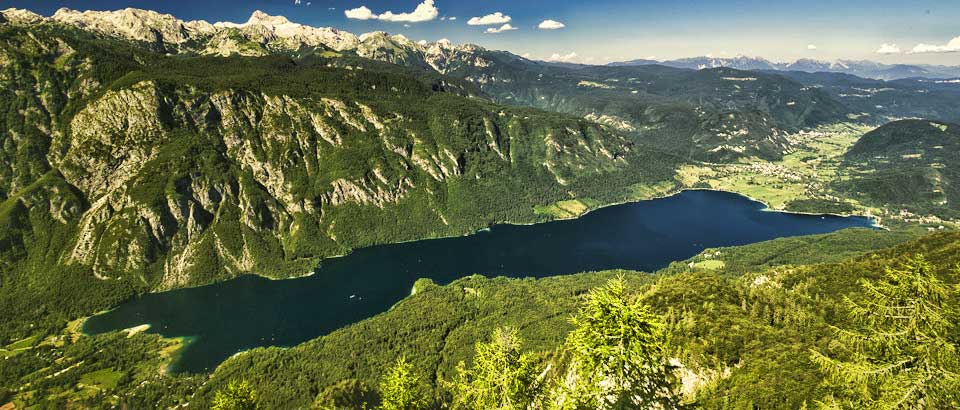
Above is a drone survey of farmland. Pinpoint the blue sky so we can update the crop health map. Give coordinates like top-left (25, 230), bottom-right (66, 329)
top-left (3, 0), bottom-right (960, 65)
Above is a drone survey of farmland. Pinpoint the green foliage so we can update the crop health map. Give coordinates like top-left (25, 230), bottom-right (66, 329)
top-left (314, 379), bottom-right (378, 410)
top-left (450, 328), bottom-right (542, 410)
top-left (658, 228), bottom-right (924, 278)
top-left (3, 16), bottom-right (960, 410)
top-left (839, 120), bottom-right (960, 219)
top-left (196, 230), bottom-right (949, 409)
top-left (379, 357), bottom-right (428, 410)
top-left (561, 277), bottom-right (681, 409)
top-left (786, 199), bottom-right (857, 215)
top-left (810, 255), bottom-right (960, 409)
top-left (0, 328), bottom-right (202, 409)
top-left (212, 380), bottom-right (258, 410)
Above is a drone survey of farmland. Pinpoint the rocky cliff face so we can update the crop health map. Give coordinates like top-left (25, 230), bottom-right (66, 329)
top-left (60, 82), bottom-right (621, 287)
top-left (0, 23), bottom-right (634, 306)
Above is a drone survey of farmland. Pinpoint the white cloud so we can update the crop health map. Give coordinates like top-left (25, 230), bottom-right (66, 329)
top-left (345, 0), bottom-right (439, 23)
top-left (538, 19), bottom-right (566, 30)
top-left (875, 43), bottom-right (902, 54)
top-left (468, 12), bottom-right (511, 26)
top-left (910, 36), bottom-right (960, 53)
top-left (345, 6), bottom-right (377, 20)
top-left (546, 52), bottom-right (579, 62)
top-left (807, 44), bottom-right (817, 50)
top-left (448, 16), bottom-right (457, 21)
top-left (378, 0), bottom-right (439, 22)
top-left (485, 23), bottom-right (518, 34)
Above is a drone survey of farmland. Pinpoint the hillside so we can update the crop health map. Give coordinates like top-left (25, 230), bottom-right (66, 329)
top-left (2, 7), bottom-right (959, 343)
top-left (0, 24), bottom-right (682, 342)
top-left (0, 8), bottom-right (852, 165)
top-left (772, 71), bottom-right (960, 124)
top-left (839, 120), bottom-right (960, 219)
top-left (3, 228), bottom-right (944, 409)
top-left (202, 229), bottom-right (936, 409)
top-left (434, 55), bottom-right (849, 162)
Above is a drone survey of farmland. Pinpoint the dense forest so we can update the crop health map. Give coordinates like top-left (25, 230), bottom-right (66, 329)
top-left (4, 228), bottom-right (957, 409)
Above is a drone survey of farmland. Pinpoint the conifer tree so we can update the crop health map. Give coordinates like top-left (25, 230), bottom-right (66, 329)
top-left (212, 380), bottom-right (258, 410)
top-left (561, 276), bottom-right (681, 409)
top-left (379, 356), bottom-right (428, 410)
top-left (451, 327), bottom-right (542, 410)
top-left (810, 255), bottom-right (960, 409)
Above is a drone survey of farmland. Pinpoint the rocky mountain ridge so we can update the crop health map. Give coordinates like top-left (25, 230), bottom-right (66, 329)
top-left (0, 7), bottom-right (493, 74)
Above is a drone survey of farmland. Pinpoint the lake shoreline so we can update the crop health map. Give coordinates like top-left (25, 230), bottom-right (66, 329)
top-left (511, 187), bottom-right (881, 229)
top-left (101, 187), bottom-right (881, 301)
top-left (84, 189), bottom-right (878, 373)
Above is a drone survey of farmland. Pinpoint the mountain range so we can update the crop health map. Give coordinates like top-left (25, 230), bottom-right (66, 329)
top-left (609, 56), bottom-right (960, 81)
top-left (0, 7), bottom-right (495, 74)
top-left (8, 7), bottom-right (958, 82)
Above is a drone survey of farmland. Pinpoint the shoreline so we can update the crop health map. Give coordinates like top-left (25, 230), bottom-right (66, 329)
top-left (97, 187), bottom-right (885, 301)
top-left (80, 187), bottom-right (890, 373)
top-left (514, 187), bottom-right (882, 228)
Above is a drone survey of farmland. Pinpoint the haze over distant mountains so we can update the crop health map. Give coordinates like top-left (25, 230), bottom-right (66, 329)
top-left (609, 55), bottom-right (960, 81)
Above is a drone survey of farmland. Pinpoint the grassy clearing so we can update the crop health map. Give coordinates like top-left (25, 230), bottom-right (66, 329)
top-left (627, 180), bottom-right (677, 201)
top-left (691, 260), bottom-right (726, 270)
top-left (534, 198), bottom-right (599, 219)
top-left (78, 368), bottom-right (124, 390)
top-left (1, 334), bottom-right (41, 358)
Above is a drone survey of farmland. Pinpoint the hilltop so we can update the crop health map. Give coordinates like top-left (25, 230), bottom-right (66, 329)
top-left (840, 120), bottom-right (960, 219)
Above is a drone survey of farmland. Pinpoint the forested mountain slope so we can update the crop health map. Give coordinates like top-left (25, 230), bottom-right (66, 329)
top-left (4, 227), bottom-right (948, 409)
top-left (772, 70), bottom-right (960, 124)
top-left (195, 229), bottom-right (957, 409)
top-left (0, 24), bottom-right (678, 341)
top-left (839, 120), bottom-right (960, 219)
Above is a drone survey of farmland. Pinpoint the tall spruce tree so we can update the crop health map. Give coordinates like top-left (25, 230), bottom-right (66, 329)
top-left (561, 276), bottom-right (681, 409)
top-left (379, 356), bottom-right (428, 410)
top-left (211, 380), bottom-right (258, 410)
top-left (451, 327), bottom-right (543, 410)
top-left (810, 255), bottom-right (960, 409)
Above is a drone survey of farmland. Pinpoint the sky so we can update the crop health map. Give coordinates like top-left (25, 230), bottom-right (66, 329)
top-left (2, 0), bottom-right (960, 66)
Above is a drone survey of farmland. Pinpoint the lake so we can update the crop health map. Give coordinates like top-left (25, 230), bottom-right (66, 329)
top-left (83, 190), bottom-right (876, 373)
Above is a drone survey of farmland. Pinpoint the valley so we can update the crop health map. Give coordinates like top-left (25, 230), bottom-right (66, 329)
top-left (81, 190), bottom-right (874, 374)
top-left (0, 5), bottom-right (959, 410)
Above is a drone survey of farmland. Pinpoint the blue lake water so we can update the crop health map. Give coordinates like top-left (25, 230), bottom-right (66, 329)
top-left (83, 190), bottom-right (875, 373)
